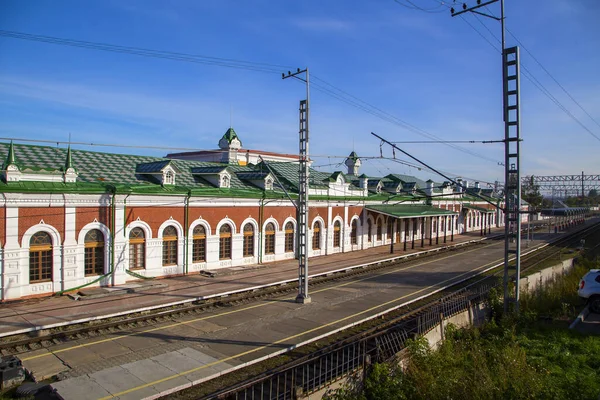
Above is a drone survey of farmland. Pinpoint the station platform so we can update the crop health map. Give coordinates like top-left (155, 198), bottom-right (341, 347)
top-left (0, 229), bottom-right (507, 339)
top-left (4, 220), bottom-right (594, 400)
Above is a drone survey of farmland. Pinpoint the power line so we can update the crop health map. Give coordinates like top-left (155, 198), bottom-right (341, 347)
top-left (467, 13), bottom-right (600, 143)
top-left (0, 30), bottom-right (289, 74)
top-left (478, 5), bottom-right (600, 131)
top-left (309, 76), bottom-right (502, 164)
top-left (392, 0), bottom-right (446, 13)
top-left (1, 30), bottom-right (504, 166)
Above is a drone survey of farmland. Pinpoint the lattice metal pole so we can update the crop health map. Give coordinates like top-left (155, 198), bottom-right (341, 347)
top-left (283, 68), bottom-right (311, 304)
top-left (502, 45), bottom-right (522, 313)
top-left (297, 98), bottom-right (311, 303)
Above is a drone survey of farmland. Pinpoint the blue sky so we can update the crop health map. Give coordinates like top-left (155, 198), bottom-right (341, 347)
top-left (0, 0), bottom-right (599, 186)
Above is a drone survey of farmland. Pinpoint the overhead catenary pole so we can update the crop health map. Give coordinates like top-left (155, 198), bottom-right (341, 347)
top-left (283, 68), bottom-right (311, 304)
top-left (451, 0), bottom-right (522, 314)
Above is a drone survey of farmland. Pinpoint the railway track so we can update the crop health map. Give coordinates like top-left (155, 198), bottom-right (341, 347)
top-left (0, 221), bottom-right (596, 362)
top-left (0, 235), bottom-right (491, 356)
top-left (177, 221), bottom-right (600, 400)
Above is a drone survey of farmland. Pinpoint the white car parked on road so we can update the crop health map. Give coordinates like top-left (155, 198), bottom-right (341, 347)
top-left (578, 269), bottom-right (600, 313)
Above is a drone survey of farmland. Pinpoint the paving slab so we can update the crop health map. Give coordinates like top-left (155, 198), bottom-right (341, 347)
top-left (51, 375), bottom-right (113, 400)
top-left (112, 333), bottom-right (171, 352)
top-left (21, 349), bottom-right (68, 380)
top-left (55, 346), bottom-right (104, 369)
top-left (151, 350), bottom-right (205, 376)
top-left (182, 319), bottom-right (227, 334)
top-left (88, 365), bottom-right (155, 398)
top-left (121, 358), bottom-right (191, 394)
top-left (88, 341), bottom-right (134, 360)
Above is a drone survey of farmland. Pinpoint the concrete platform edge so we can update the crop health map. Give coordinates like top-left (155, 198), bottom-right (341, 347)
top-left (1, 236), bottom-right (497, 338)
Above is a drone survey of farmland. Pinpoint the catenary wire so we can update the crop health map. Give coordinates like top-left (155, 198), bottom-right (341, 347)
top-left (0, 29), bottom-right (504, 166)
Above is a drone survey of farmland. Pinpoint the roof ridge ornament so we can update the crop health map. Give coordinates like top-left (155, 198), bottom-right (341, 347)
top-left (5, 140), bottom-right (17, 167)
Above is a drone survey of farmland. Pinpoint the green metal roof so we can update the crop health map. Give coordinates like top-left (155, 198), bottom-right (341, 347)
top-left (221, 127), bottom-right (242, 146)
top-left (366, 204), bottom-right (458, 218)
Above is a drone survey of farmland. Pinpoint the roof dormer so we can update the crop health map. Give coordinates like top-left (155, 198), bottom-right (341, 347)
top-left (135, 160), bottom-right (180, 186)
top-left (191, 166), bottom-right (231, 189)
top-left (236, 171), bottom-right (275, 191)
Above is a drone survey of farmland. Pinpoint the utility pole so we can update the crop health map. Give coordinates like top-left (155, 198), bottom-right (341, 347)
top-left (451, 0), bottom-right (523, 313)
top-left (283, 68), bottom-right (311, 304)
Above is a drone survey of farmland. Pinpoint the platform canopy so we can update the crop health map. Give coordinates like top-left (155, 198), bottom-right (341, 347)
top-left (463, 204), bottom-right (496, 213)
top-left (366, 204), bottom-right (457, 219)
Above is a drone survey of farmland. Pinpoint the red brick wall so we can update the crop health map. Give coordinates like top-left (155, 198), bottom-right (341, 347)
top-left (261, 206), bottom-right (297, 228)
top-left (348, 206), bottom-right (363, 221)
top-left (76, 207), bottom-right (111, 238)
top-left (188, 206), bottom-right (255, 233)
top-left (126, 207), bottom-right (185, 236)
top-left (19, 207), bottom-right (65, 244)
top-left (309, 207), bottom-right (328, 226)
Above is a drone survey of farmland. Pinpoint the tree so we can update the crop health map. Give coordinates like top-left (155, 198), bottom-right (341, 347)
top-left (521, 176), bottom-right (543, 211)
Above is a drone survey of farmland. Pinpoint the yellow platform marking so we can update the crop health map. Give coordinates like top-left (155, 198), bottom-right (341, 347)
top-left (22, 242), bottom-right (500, 362)
top-left (98, 256), bottom-right (502, 399)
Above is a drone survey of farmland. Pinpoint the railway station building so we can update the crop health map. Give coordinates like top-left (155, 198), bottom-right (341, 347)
top-left (0, 128), bottom-right (506, 301)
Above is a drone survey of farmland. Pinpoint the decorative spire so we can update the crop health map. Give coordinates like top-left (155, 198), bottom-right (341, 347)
top-left (218, 127), bottom-right (242, 151)
top-left (65, 145), bottom-right (74, 170)
top-left (4, 140), bottom-right (16, 167)
top-left (344, 151), bottom-right (361, 176)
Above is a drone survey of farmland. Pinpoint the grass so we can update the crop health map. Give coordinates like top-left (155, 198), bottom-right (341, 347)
top-left (325, 258), bottom-right (600, 400)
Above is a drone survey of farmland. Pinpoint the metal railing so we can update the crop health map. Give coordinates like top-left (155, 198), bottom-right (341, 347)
top-left (204, 286), bottom-right (491, 400)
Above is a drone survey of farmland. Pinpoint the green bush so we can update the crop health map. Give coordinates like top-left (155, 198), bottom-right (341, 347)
top-left (327, 258), bottom-right (600, 400)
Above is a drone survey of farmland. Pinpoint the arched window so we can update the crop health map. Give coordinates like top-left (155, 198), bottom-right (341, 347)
top-left (367, 219), bottom-right (372, 242)
top-left (312, 221), bottom-right (321, 250)
top-left (221, 175), bottom-right (230, 188)
top-left (162, 226), bottom-right (178, 266)
top-left (386, 217), bottom-right (393, 238)
top-left (164, 170), bottom-right (174, 185)
top-left (265, 222), bottom-right (276, 255)
top-left (129, 227), bottom-right (146, 270)
top-left (441, 218), bottom-right (446, 232)
top-left (350, 219), bottom-right (358, 245)
top-left (192, 225), bottom-right (206, 263)
top-left (84, 229), bottom-right (104, 276)
top-left (243, 223), bottom-right (255, 257)
top-left (30, 231), bottom-right (53, 283)
top-left (333, 220), bottom-right (342, 248)
top-left (284, 222), bottom-right (294, 253)
top-left (376, 219), bottom-right (383, 241)
top-left (220, 224), bottom-right (232, 260)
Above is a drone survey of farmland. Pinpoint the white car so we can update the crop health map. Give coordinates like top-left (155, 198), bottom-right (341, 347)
top-left (578, 269), bottom-right (600, 313)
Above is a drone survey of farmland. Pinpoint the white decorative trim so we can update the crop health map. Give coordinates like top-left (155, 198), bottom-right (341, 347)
top-left (188, 219), bottom-right (212, 236)
top-left (126, 220), bottom-right (153, 239)
top-left (262, 217), bottom-right (280, 232)
top-left (282, 216), bottom-right (297, 230)
top-left (157, 219), bottom-right (184, 239)
top-left (215, 217), bottom-right (237, 234)
top-left (22, 223), bottom-right (61, 249)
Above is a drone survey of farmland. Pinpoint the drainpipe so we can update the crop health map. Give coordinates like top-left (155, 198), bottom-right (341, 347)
top-left (258, 197), bottom-right (265, 264)
top-left (110, 187), bottom-right (116, 285)
top-left (0, 193), bottom-right (5, 301)
top-left (184, 191), bottom-right (191, 275)
top-left (122, 193), bottom-right (131, 238)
